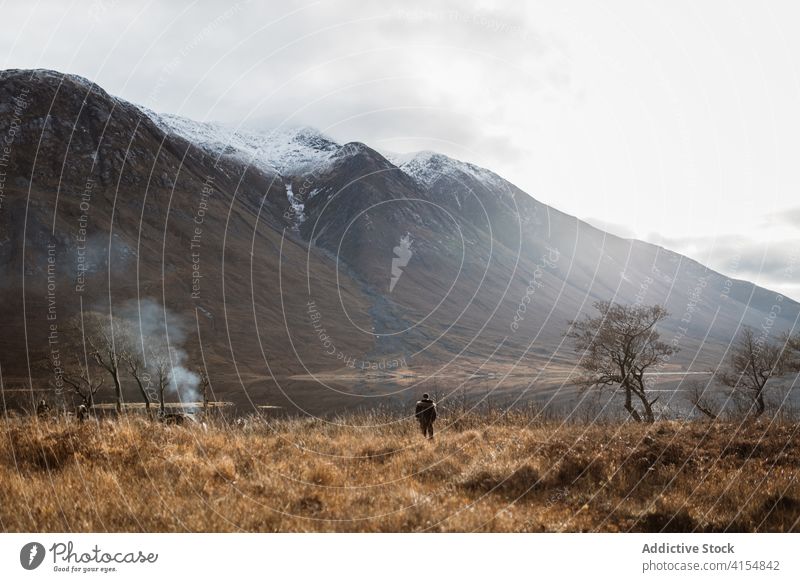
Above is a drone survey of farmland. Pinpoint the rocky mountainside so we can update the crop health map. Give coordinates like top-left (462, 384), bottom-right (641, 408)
top-left (1, 69), bottom-right (796, 414)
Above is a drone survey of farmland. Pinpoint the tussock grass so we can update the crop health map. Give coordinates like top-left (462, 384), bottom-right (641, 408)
top-left (1, 412), bottom-right (798, 532)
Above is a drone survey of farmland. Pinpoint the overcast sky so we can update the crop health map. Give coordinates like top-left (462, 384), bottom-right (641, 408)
top-left (3, 0), bottom-right (799, 300)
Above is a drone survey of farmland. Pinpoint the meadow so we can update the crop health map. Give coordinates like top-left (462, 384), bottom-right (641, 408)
top-left (1, 410), bottom-right (798, 532)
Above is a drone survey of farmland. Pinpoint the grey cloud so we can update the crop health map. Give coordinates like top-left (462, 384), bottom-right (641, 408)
top-left (646, 233), bottom-right (800, 297)
top-left (2, 0), bottom-right (570, 176)
top-left (762, 206), bottom-right (800, 227)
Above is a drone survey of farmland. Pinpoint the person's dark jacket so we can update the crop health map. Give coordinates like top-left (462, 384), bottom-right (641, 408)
top-left (415, 398), bottom-right (437, 424)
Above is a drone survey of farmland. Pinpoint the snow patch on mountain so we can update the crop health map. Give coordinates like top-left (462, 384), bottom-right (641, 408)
top-left (142, 111), bottom-right (342, 177)
top-left (285, 182), bottom-right (305, 230)
top-left (385, 150), bottom-right (511, 193)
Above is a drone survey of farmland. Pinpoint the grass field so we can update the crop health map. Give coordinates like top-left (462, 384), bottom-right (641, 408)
top-left (1, 411), bottom-right (798, 532)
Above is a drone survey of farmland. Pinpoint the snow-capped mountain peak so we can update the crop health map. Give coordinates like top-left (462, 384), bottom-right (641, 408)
top-left (142, 108), bottom-right (511, 195)
top-left (142, 111), bottom-right (342, 177)
top-left (385, 149), bottom-right (510, 191)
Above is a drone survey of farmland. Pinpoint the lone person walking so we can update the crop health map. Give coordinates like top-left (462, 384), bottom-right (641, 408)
top-left (415, 393), bottom-right (437, 439)
top-left (36, 399), bottom-right (50, 418)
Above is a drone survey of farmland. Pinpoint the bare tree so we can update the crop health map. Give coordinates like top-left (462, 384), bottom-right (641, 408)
top-left (122, 349), bottom-right (153, 412)
top-left (783, 332), bottom-right (800, 372)
top-left (566, 301), bottom-right (677, 423)
top-left (197, 367), bottom-right (210, 415)
top-left (716, 326), bottom-right (785, 418)
top-left (45, 351), bottom-right (105, 410)
top-left (81, 312), bottom-right (132, 412)
top-left (685, 379), bottom-right (719, 420)
top-left (150, 348), bottom-right (172, 414)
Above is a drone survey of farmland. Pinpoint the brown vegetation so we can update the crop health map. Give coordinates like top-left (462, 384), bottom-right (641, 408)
top-left (1, 411), bottom-right (798, 532)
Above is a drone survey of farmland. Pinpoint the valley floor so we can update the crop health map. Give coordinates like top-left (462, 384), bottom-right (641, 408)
top-left (1, 412), bottom-right (798, 532)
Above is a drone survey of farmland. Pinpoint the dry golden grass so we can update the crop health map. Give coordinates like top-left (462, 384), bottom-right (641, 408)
top-left (1, 411), bottom-right (798, 532)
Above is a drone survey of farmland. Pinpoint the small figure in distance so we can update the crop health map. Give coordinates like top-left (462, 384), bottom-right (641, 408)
top-left (415, 393), bottom-right (437, 440)
top-left (76, 404), bottom-right (89, 423)
top-left (36, 399), bottom-right (50, 418)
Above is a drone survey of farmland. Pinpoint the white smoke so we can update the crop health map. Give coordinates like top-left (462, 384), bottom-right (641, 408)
top-left (168, 348), bottom-right (201, 404)
top-left (118, 298), bottom-right (201, 405)
top-left (121, 298), bottom-right (188, 348)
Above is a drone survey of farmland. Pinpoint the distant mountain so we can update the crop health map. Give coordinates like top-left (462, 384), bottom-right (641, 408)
top-left (1, 69), bottom-right (797, 414)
